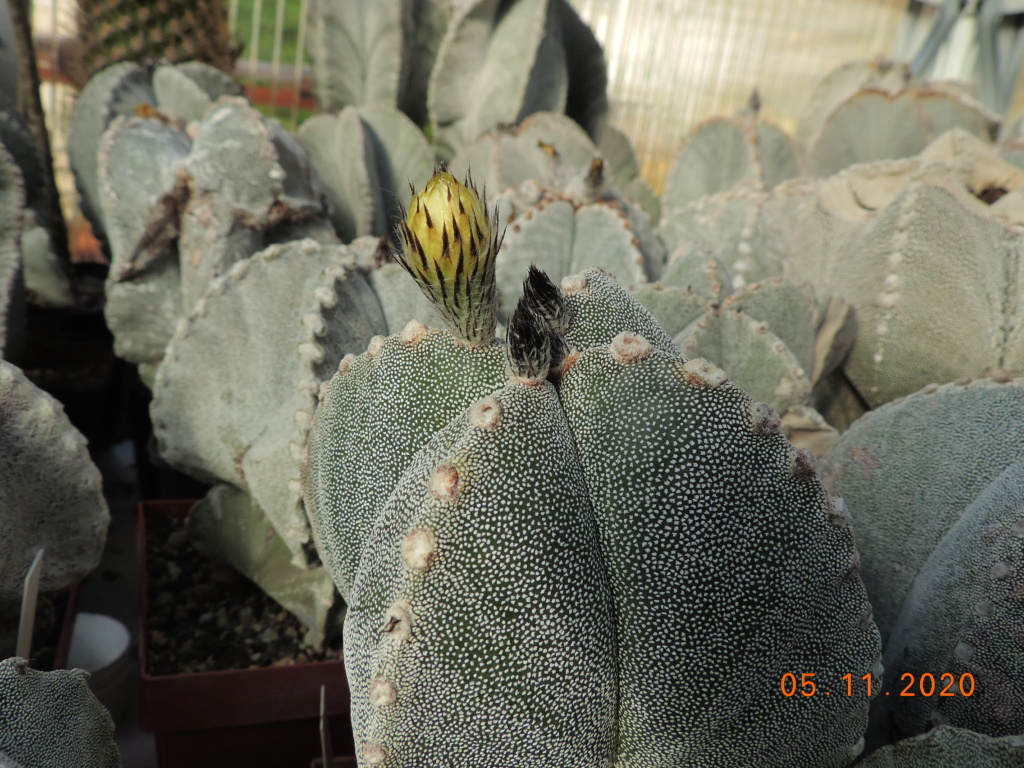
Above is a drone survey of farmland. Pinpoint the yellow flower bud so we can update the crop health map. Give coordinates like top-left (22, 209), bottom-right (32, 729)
top-left (396, 168), bottom-right (502, 345)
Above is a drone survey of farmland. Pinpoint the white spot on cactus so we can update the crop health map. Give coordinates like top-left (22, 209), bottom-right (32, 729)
top-left (287, 478), bottom-right (302, 495)
top-left (428, 463), bottom-right (461, 503)
top-left (883, 274), bottom-right (901, 291)
top-left (848, 737), bottom-right (865, 758)
top-left (313, 286), bottom-right (337, 308)
top-left (268, 164), bottom-right (286, 182)
top-left (828, 495), bottom-right (852, 527)
top-left (399, 320), bottom-right (428, 346)
top-left (610, 333), bottom-right (653, 364)
top-left (469, 396), bottom-right (502, 430)
top-left (293, 410), bottom-right (313, 430)
top-left (560, 273), bottom-right (588, 294)
top-left (401, 528), bottom-right (437, 572)
top-left (990, 562), bottom-right (1013, 580)
top-left (195, 298), bottom-right (209, 317)
top-left (875, 321), bottom-right (889, 336)
top-left (367, 336), bottom-right (386, 358)
top-left (369, 677), bottom-right (397, 707)
top-left (338, 354), bottom-right (356, 375)
top-left (229, 260), bottom-right (250, 279)
top-left (873, 352), bottom-right (884, 365)
top-left (298, 342), bottom-right (325, 365)
top-left (793, 366), bottom-right (806, 380)
top-left (749, 402), bottom-right (782, 436)
top-left (754, 322), bottom-right (769, 335)
top-left (363, 743), bottom-right (387, 765)
top-left (289, 441), bottom-right (304, 461)
top-left (681, 358), bottom-right (727, 388)
top-left (887, 252), bottom-right (903, 268)
top-left (953, 641), bottom-right (975, 661)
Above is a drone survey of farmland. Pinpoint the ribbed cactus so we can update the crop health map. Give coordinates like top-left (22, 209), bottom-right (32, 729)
top-left (307, 0), bottom-right (607, 155)
top-left (797, 59), bottom-right (999, 176)
top-left (663, 97), bottom-right (802, 209)
top-left (0, 361), bottom-right (109, 657)
top-left (446, 112), bottom-right (663, 315)
top-left (69, 60), bottom-right (242, 245)
top-left (304, 171), bottom-right (881, 766)
top-left (819, 377), bottom-right (1024, 745)
top-left (0, 658), bottom-right (120, 768)
top-left (297, 105), bottom-right (436, 243)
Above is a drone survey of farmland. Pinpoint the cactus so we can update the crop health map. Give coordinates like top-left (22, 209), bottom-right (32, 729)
top-left (797, 59), bottom-right (999, 176)
top-left (447, 112), bottom-right (664, 315)
top-left (0, 361), bottom-right (109, 657)
top-left (0, 107), bottom-right (73, 309)
top-left (787, 129), bottom-right (1024, 407)
top-left (304, 171), bottom-right (881, 766)
top-left (297, 104), bottom-right (436, 243)
top-left (819, 377), bottom-right (1024, 744)
top-left (0, 141), bottom-right (25, 362)
top-left (857, 726), bottom-right (1024, 767)
top-left (662, 98), bottom-right (803, 209)
top-left (90, 88), bottom-right (331, 371)
top-left (306, 0), bottom-right (607, 156)
top-left (68, 60), bottom-right (243, 245)
top-left (72, 0), bottom-right (236, 86)
top-left (0, 658), bottom-right (120, 768)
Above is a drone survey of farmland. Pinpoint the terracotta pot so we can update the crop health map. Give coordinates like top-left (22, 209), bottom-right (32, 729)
top-left (137, 500), bottom-right (355, 768)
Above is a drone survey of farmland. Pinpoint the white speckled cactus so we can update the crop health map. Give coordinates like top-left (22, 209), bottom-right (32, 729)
top-left (0, 361), bottom-right (109, 657)
top-left (819, 376), bottom-right (1024, 747)
top-left (304, 171), bottom-right (881, 766)
top-left (0, 657), bottom-right (120, 768)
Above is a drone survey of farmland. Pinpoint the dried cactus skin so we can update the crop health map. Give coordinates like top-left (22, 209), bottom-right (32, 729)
top-left (302, 328), bottom-right (507, 603)
top-left (663, 111), bottom-right (802, 210)
top-left (151, 240), bottom-right (383, 568)
top-left (98, 115), bottom-right (190, 364)
top-left (0, 658), bottom-right (120, 768)
top-left (878, 455), bottom-right (1024, 741)
top-left (557, 338), bottom-right (879, 766)
top-left (344, 380), bottom-right (618, 766)
top-left (856, 726), bottom-right (1024, 767)
top-left (820, 377), bottom-right (1024, 649)
top-left (0, 361), bottom-right (109, 617)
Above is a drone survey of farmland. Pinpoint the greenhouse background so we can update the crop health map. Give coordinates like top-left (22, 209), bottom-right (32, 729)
top-left (13, 0), bottom-right (1024, 241)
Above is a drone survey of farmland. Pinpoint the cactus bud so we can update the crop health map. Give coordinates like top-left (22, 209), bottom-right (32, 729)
top-left (396, 168), bottom-right (502, 346)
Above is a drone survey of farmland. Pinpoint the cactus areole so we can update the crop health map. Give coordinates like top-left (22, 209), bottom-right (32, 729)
top-left (395, 168), bottom-right (502, 345)
top-left (305, 176), bottom-right (881, 767)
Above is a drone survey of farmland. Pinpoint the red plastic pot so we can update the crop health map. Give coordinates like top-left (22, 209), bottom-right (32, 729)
top-left (137, 500), bottom-right (355, 768)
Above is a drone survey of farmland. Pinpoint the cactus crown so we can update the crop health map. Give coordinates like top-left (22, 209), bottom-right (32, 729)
top-left (395, 166), bottom-right (503, 346)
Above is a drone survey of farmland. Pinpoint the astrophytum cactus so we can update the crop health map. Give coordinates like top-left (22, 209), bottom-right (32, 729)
top-left (857, 726), bottom-right (1024, 767)
top-left (0, 658), bottom-right (120, 768)
top-left (149, 236), bottom-right (437, 638)
top-left (447, 112), bottom-right (663, 316)
top-left (787, 129), bottom-right (1024, 407)
top-left (304, 170), bottom-right (881, 766)
top-left (297, 104), bottom-right (436, 243)
top-left (0, 361), bottom-right (109, 657)
top-left (68, 60), bottom-right (242, 242)
top-left (796, 59), bottom-right (999, 176)
top-left (88, 89), bottom-right (332, 379)
top-left (819, 376), bottom-right (1024, 746)
top-left (662, 96), bottom-right (803, 209)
